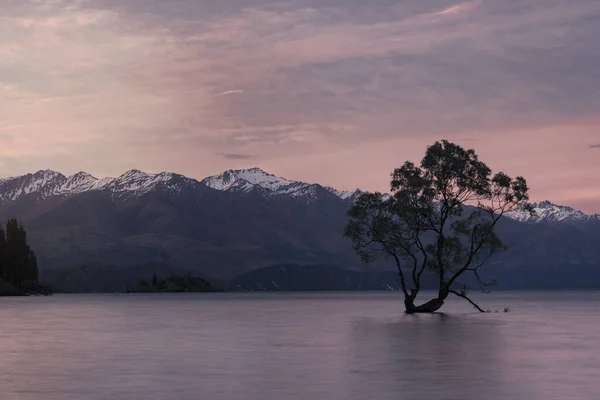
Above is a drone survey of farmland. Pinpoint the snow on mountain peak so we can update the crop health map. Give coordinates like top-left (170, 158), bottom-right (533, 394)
top-left (203, 168), bottom-right (292, 192)
top-left (0, 170), bottom-right (67, 202)
top-left (106, 170), bottom-right (195, 197)
top-left (70, 171), bottom-right (96, 180)
top-left (325, 186), bottom-right (361, 200)
top-left (33, 169), bottom-right (64, 178)
top-left (202, 168), bottom-right (356, 200)
top-left (0, 169), bottom-right (194, 203)
top-left (60, 172), bottom-right (101, 193)
top-left (114, 169), bottom-right (154, 186)
top-left (505, 201), bottom-right (600, 223)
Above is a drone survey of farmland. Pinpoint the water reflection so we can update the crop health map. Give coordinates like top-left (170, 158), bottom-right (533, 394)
top-left (345, 314), bottom-right (511, 399)
top-left (0, 292), bottom-right (599, 400)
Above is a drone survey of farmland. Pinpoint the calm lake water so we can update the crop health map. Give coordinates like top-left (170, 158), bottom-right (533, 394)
top-left (1, 292), bottom-right (599, 400)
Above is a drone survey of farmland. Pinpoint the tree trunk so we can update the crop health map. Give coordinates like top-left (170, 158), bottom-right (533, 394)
top-left (404, 292), bottom-right (448, 314)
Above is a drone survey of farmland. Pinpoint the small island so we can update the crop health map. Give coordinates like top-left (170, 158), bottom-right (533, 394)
top-left (128, 272), bottom-right (222, 293)
top-left (0, 218), bottom-right (52, 296)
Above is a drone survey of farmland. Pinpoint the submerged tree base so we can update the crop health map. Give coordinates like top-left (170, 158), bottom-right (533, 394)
top-left (404, 291), bottom-right (487, 314)
top-left (405, 297), bottom-right (445, 314)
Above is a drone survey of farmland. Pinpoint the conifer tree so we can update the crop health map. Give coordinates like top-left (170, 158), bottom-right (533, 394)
top-left (0, 226), bottom-right (6, 282)
top-left (1, 219), bottom-right (39, 287)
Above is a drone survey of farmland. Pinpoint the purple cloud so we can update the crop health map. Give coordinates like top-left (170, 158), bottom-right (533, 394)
top-left (1, 0), bottom-right (600, 212)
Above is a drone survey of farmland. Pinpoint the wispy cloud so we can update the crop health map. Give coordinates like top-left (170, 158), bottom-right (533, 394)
top-left (220, 90), bottom-right (244, 96)
top-left (436, 1), bottom-right (483, 16)
top-left (589, 144), bottom-right (600, 149)
top-left (220, 153), bottom-right (253, 160)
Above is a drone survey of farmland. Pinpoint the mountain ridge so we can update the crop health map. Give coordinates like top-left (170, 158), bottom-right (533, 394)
top-left (0, 168), bottom-right (597, 223)
top-left (0, 168), bottom-right (360, 204)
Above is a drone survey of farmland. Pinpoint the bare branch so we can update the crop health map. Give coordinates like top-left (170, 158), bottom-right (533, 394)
top-left (449, 289), bottom-right (488, 313)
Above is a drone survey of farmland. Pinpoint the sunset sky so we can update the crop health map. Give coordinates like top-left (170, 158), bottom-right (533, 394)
top-left (1, 0), bottom-right (599, 212)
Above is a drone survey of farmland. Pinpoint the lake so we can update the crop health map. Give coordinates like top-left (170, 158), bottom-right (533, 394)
top-left (1, 292), bottom-right (599, 400)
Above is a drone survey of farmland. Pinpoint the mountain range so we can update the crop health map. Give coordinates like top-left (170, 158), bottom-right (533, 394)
top-left (0, 168), bottom-right (599, 292)
top-left (0, 168), bottom-right (359, 204)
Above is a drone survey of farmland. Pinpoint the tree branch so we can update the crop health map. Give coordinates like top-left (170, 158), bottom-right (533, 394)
top-left (448, 289), bottom-right (488, 313)
top-left (386, 246), bottom-right (410, 299)
top-left (445, 212), bottom-right (503, 290)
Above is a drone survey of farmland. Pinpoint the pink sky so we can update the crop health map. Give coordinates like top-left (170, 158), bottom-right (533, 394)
top-left (1, 0), bottom-right (599, 212)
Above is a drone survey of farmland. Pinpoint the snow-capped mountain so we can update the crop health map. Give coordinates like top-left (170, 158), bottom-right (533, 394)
top-left (504, 201), bottom-right (600, 224)
top-left (104, 169), bottom-right (197, 198)
top-left (0, 168), bottom-right (596, 223)
top-left (0, 168), bottom-right (359, 204)
top-left (201, 168), bottom-right (360, 201)
top-left (0, 169), bottom-right (196, 203)
top-left (0, 170), bottom-right (97, 203)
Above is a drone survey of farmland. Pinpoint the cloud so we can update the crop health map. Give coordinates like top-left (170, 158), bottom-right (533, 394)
top-left (220, 153), bottom-right (253, 160)
top-left (219, 90), bottom-right (244, 96)
top-left (435, 1), bottom-right (482, 16)
top-left (590, 144), bottom-right (600, 149)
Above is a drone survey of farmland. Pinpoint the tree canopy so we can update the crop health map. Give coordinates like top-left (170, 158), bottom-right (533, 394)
top-left (344, 140), bottom-right (530, 313)
top-left (128, 272), bottom-right (221, 293)
top-left (0, 218), bottom-right (48, 295)
top-left (0, 219), bottom-right (39, 286)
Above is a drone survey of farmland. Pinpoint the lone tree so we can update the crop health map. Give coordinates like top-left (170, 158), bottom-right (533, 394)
top-left (344, 140), bottom-right (530, 313)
